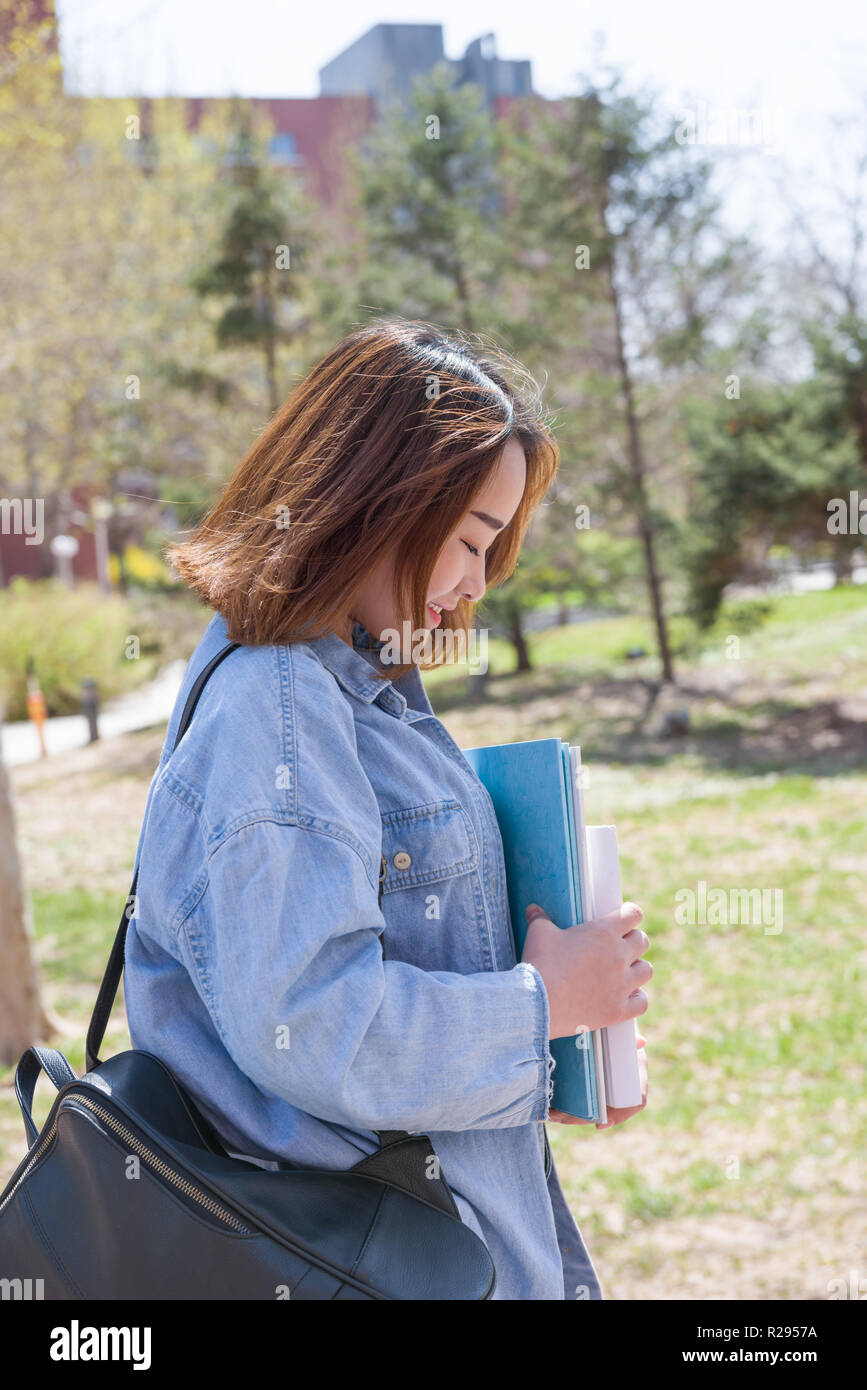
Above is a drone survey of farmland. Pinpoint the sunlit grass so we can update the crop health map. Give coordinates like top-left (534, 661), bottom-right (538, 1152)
top-left (2, 583), bottom-right (864, 1298)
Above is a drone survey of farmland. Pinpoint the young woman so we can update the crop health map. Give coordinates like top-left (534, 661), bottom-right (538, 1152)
top-left (123, 317), bottom-right (651, 1301)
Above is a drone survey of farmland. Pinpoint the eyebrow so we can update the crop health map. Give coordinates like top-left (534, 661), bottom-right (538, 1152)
top-left (470, 509), bottom-right (506, 532)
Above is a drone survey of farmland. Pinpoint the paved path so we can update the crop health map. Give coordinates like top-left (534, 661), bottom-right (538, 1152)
top-left (2, 659), bottom-right (187, 767)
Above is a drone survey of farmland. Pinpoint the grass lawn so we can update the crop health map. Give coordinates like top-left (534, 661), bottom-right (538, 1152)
top-left (2, 585), bottom-right (865, 1299)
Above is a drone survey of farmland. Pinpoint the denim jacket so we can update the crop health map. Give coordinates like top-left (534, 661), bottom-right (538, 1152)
top-left (124, 612), bottom-right (602, 1300)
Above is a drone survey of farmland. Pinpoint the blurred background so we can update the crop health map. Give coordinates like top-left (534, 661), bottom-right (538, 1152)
top-left (1, 0), bottom-right (865, 1300)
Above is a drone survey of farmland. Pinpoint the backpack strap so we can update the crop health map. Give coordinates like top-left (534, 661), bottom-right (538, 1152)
top-left (85, 640), bottom-right (240, 1072)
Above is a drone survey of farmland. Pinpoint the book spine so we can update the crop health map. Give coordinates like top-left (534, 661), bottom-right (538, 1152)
top-left (568, 746), bottom-right (605, 1122)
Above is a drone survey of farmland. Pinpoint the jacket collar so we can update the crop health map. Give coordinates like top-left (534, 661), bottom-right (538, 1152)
top-left (205, 612), bottom-right (416, 717)
top-left (306, 620), bottom-right (408, 712)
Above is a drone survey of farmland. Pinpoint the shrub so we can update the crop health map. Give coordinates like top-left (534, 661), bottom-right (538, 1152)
top-left (0, 578), bottom-right (158, 720)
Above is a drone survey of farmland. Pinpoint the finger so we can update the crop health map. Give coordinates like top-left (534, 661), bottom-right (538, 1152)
top-left (615, 901), bottom-right (644, 936)
top-left (623, 927), bottom-right (650, 960)
top-left (525, 903), bottom-right (549, 924)
top-left (629, 958), bottom-right (653, 987)
top-left (625, 987), bottom-right (649, 1018)
top-left (594, 901), bottom-right (643, 937)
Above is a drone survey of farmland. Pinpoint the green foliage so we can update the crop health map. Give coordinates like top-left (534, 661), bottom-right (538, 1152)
top-left (712, 598), bottom-right (776, 636)
top-left (806, 312), bottom-right (867, 463)
top-left (355, 63), bottom-right (507, 330)
top-left (494, 74), bottom-right (764, 679)
top-left (188, 99), bottom-right (316, 410)
top-left (156, 476), bottom-right (215, 531)
top-left (683, 381), bottom-right (862, 627)
top-left (0, 579), bottom-right (153, 719)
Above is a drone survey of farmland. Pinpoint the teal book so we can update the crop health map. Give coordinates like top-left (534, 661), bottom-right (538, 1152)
top-left (462, 737), bottom-right (601, 1121)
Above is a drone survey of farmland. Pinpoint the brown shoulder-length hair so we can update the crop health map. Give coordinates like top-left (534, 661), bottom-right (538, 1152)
top-left (166, 315), bottom-right (559, 680)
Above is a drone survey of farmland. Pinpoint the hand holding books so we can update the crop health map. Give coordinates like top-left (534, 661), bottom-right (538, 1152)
top-left (521, 900), bottom-right (652, 1039)
top-left (463, 737), bottom-right (649, 1121)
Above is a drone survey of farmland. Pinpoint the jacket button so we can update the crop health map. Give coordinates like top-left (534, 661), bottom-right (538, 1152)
top-left (393, 851), bottom-right (411, 870)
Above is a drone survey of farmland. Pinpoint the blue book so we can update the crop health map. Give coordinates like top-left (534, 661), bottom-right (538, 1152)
top-left (462, 737), bottom-right (601, 1120)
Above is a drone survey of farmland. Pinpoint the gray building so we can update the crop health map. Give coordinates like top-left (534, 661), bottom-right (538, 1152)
top-left (458, 33), bottom-right (533, 102)
top-left (319, 23), bottom-right (533, 106)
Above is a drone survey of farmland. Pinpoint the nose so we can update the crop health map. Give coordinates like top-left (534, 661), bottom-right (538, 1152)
top-left (459, 567), bottom-right (486, 605)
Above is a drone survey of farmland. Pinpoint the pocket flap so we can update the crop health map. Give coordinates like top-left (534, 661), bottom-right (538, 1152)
top-left (380, 800), bottom-right (477, 891)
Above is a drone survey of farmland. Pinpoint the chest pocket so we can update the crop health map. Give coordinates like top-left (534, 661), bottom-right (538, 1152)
top-left (379, 799), bottom-right (485, 972)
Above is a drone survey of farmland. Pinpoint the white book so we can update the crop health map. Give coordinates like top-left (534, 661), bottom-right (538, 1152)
top-left (569, 748), bottom-right (607, 1122)
top-left (586, 825), bottom-right (644, 1109)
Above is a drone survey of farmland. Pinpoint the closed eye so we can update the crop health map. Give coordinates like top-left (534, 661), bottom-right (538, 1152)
top-left (462, 540), bottom-right (480, 557)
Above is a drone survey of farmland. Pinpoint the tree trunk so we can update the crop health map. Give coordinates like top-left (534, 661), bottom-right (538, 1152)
top-left (507, 600), bottom-right (532, 672)
top-left (466, 664), bottom-right (489, 703)
top-left (604, 253), bottom-right (675, 684)
top-left (265, 334), bottom-right (278, 418)
top-left (452, 259), bottom-right (475, 331)
top-left (0, 737), bottom-right (53, 1064)
top-left (832, 543), bottom-right (855, 586)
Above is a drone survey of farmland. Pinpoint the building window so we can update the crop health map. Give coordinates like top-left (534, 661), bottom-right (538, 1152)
top-left (268, 132), bottom-right (298, 164)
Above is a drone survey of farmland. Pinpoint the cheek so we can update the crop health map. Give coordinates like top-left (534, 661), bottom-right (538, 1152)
top-left (430, 542), bottom-right (465, 594)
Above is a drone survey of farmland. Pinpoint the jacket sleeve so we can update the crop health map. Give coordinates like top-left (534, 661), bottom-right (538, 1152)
top-left (184, 815), bottom-right (555, 1133)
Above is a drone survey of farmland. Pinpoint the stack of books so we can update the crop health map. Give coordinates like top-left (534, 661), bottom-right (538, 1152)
top-left (462, 738), bottom-right (643, 1123)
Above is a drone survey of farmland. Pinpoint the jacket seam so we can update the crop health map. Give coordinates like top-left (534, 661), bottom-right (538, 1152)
top-left (172, 813), bottom-right (380, 938)
top-left (520, 961), bottom-right (555, 1122)
top-left (276, 642), bottom-right (297, 818)
top-left (194, 819), bottom-right (381, 1060)
top-left (161, 766), bottom-right (204, 817)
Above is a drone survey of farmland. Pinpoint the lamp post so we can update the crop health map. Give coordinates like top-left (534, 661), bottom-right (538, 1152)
top-left (90, 497), bottom-right (113, 594)
top-left (50, 533), bottom-right (79, 588)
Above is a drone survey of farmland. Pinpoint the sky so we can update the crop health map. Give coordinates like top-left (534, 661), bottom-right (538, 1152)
top-left (54, 0), bottom-right (867, 255)
top-left (55, 0), bottom-right (866, 115)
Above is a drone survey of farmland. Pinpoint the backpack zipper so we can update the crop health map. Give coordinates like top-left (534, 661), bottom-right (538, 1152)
top-left (68, 1093), bottom-right (254, 1231)
top-left (0, 1091), bottom-right (253, 1233)
top-left (0, 1109), bottom-right (60, 1217)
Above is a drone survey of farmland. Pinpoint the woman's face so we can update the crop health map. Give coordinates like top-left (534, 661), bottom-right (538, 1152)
top-left (344, 435), bottom-right (527, 646)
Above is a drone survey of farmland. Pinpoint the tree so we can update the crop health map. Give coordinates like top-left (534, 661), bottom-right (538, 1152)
top-left (0, 740), bottom-right (55, 1062)
top-left (774, 106), bottom-right (867, 581)
top-left (0, 0), bottom-right (83, 1057)
top-left (190, 99), bottom-right (316, 417)
top-left (499, 72), bottom-right (760, 683)
top-left (354, 62), bottom-right (510, 332)
top-left (683, 380), bottom-right (862, 626)
top-left (0, 13), bottom-right (267, 546)
top-left (351, 66), bottom-right (564, 675)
